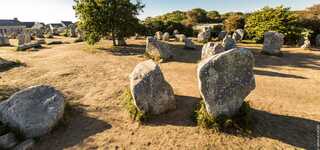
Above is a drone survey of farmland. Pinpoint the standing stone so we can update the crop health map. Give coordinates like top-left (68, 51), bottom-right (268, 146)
top-left (17, 34), bottom-right (25, 45)
top-left (222, 35), bottom-right (236, 50)
top-left (0, 85), bottom-right (65, 138)
top-left (0, 34), bottom-right (10, 46)
top-left (198, 28), bottom-right (211, 42)
top-left (232, 29), bottom-right (244, 42)
top-left (116, 37), bottom-right (127, 46)
top-left (173, 30), bottom-right (179, 36)
top-left (197, 48), bottom-right (255, 117)
top-left (129, 60), bottom-right (176, 115)
top-left (0, 132), bottom-right (18, 149)
top-left (162, 32), bottom-right (170, 41)
top-left (69, 24), bottom-right (77, 37)
top-left (175, 34), bottom-right (186, 42)
top-left (316, 34), bottom-right (320, 48)
top-left (155, 31), bottom-right (163, 40)
top-left (184, 38), bottom-right (196, 49)
top-left (24, 31), bottom-right (31, 44)
top-left (201, 42), bottom-right (225, 59)
top-left (218, 31), bottom-right (227, 41)
top-left (301, 38), bottom-right (311, 49)
top-left (262, 31), bottom-right (284, 56)
top-left (146, 37), bottom-right (173, 61)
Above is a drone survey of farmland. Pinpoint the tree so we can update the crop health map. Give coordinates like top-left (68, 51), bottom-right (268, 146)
top-left (207, 10), bottom-right (221, 23)
top-left (224, 14), bottom-right (245, 33)
top-left (245, 6), bottom-right (298, 43)
top-left (74, 0), bottom-right (144, 46)
top-left (186, 8), bottom-right (209, 25)
top-left (295, 4), bottom-right (320, 45)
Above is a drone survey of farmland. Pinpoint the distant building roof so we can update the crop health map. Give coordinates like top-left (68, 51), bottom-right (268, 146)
top-left (49, 23), bottom-right (64, 28)
top-left (0, 19), bottom-right (24, 26)
top-left (61, 21), bottom-right (73, 27)
top-left (21, 22), bottom-right (35, 28)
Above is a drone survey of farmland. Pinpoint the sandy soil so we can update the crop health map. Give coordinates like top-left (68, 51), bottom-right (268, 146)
top-left (0, 37), bottom-right (319, 150)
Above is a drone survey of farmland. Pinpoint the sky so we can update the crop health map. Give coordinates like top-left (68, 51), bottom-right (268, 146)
top-left (0, 0), bottom-right (319, 23)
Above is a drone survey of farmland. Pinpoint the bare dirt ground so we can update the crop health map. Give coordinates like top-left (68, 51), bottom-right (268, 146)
top-left (0, 37), bottom-right (320, 150)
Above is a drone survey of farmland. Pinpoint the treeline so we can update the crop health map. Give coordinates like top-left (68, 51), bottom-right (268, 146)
top-left (142, 8), bottom-right (244, 36)
top-left (74, 0), bottom-right (320, 46)
top-left (142, 5), bottom-right (320, 45)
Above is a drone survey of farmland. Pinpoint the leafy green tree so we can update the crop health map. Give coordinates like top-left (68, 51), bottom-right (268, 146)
top-left (74, 0), bottom-right (144, 46)
top-left (245, 6), bottom-right (298, 43)
top-left (186, 8), bottom-right (209, 25)
top-left (207, 10), bottom-right (221, 23)
top-left (224, 14), bottom-right (245, 33)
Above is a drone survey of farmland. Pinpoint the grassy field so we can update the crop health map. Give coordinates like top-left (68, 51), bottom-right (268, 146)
top-left (0, 36), bottom-right (319, 149)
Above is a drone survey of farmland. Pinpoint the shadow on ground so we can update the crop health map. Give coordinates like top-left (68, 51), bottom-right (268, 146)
top-left (35, 103), bottom-right (112, 150)
top-left (246, 47), bottom-right (320, 70)
top-left (97, 44), bottom-right (145, 56)
top-left (169, 43), bottom-right (202, 63)
top-left (145, 95), bottom-right (200, 127)
top-left (254, 69), bottom-right (307, 79)
top-left (251, 109), bottom-right (319, 150)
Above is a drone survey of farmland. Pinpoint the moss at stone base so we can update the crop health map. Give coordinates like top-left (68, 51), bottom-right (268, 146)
top-left (193, 101), bottom-right (252, 134)
top-left (119, 88), bottom-right (150, 122)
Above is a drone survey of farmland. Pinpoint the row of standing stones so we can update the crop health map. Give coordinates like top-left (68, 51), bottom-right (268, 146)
top-left (133, 34), bottom-right (255, 120)
top-left (0, 30), bottom-right (288, 149)
top-left (0, 85), bottom-right (65, 149)
top-left (0, 27), bottom-right (84, 51)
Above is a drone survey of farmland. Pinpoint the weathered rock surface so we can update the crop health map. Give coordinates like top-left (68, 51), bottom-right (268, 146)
top-left (0, 85), bottom-right (65, 138)
top-left (17, 34), bottom-right (25, 45)
top-left (201, 42), bottom-right (225, 59)
top-left (316, 34), bottom-right (320, 48)
top-left (222, 36), bottom-right (236, 50)
top-left (218, 31), bottom-right (227, 41)
top-left (184, 38), bottom-right (196, 49)
top-left (0, 34), bottom-right (10, 46)
top-left (197, 48), bottom-right (255, 117)
top-left (0, 132), bottom-right (18, 149)
top-left (162, 32), bottom-right (170, 41)
top-left (198, 28), bottom-right (211, 42)
top-left (175, 34), bottom-right (186, 42)
top-left (155, 31), bottom-right (163, 40)
top-left (232, 29), bottom-right (244, 41)
top-left (129, 60), bottom-right (176, 115)
top-left (262, 31), bottom-right (284, 56)
top-left (146, 37), bottom-right (173, 61)
top-left (301, 38), bottom-right (311, 49)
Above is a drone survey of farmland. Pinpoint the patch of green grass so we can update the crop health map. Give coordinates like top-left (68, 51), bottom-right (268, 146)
top-left (193, 101), bottom-right (252, 134)
top-left (119, 88), bottom-right (149, 122)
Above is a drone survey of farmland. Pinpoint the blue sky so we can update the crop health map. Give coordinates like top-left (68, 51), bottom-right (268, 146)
top-left (0, 0), bottom-right (319, 23)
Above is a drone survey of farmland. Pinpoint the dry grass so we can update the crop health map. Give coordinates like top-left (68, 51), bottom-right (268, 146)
top-left (0, 37), bottom-right (319, 149)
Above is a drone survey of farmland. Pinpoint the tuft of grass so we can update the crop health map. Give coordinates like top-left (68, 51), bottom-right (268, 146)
top-left (119, 88), bottom-right (149, 122)
top-left (193, 101), bottom-right (252, 134)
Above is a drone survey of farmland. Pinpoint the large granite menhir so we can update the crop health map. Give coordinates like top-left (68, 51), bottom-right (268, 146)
top-left (262, 31), bottom-right (284, 56)
top-left (197, 48), bottom-right (256, 117)
top-left (129, 60), bottom-right (176, 115)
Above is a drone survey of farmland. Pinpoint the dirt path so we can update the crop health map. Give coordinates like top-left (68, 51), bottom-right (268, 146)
top-left (0, 38), bottom-right (320, 149)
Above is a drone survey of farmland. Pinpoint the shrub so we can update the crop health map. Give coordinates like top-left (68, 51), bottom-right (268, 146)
top-left (193, 101), bottom-right (252, 133)
top-left (119, 88), bottom-right (148, 122)
top-left (224, 14), bottom-right (245, 33)
top-left (245, 6), bottom-right (300, 44)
